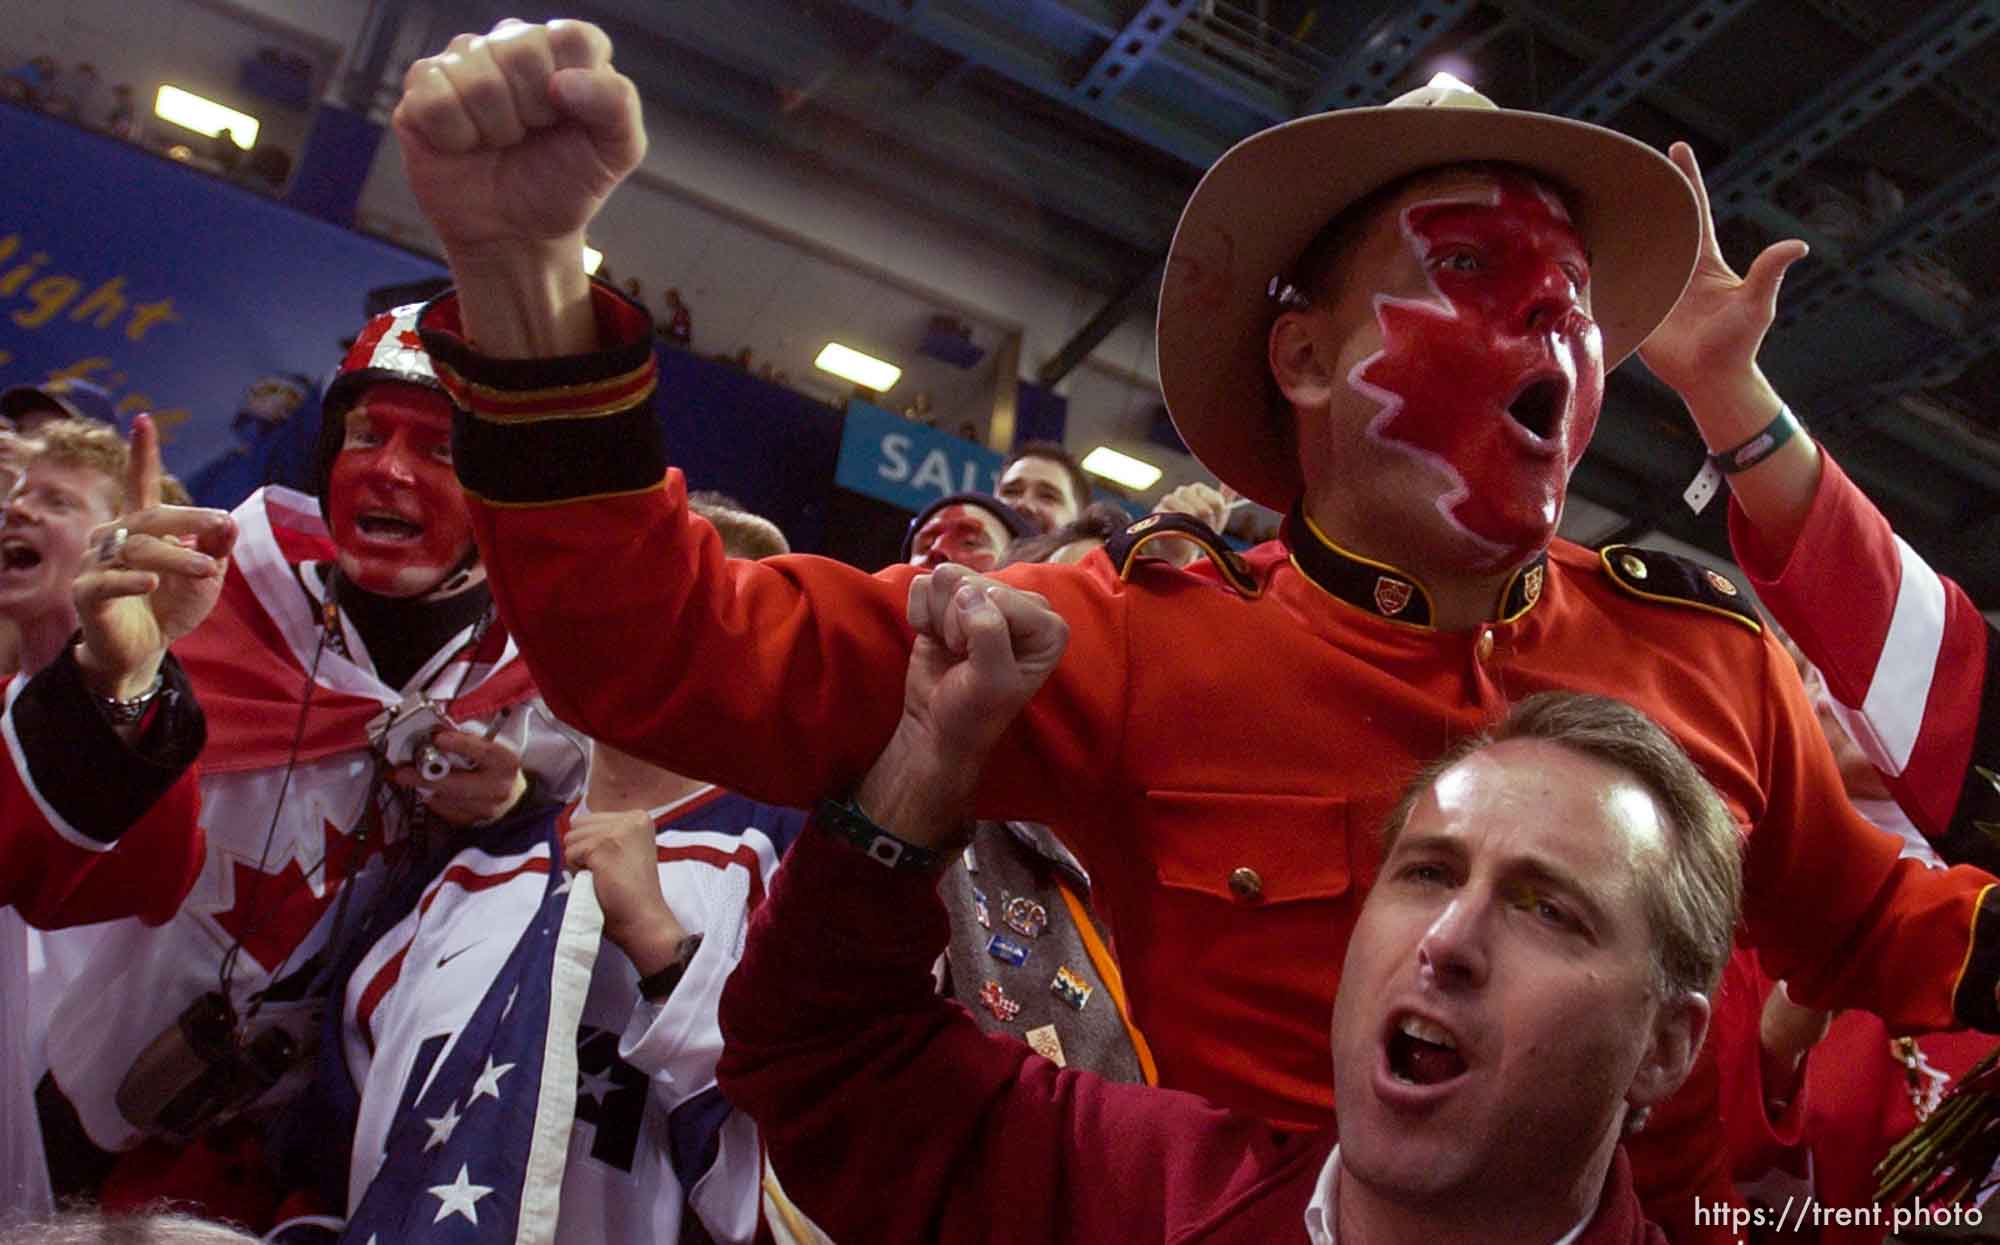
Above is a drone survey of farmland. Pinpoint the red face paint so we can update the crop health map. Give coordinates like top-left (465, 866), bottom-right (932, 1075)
top-left (909, 504), bottom-right (1009, 572)
top-left (326, 384), bottom-right (476, 597)
top-left (1348, 172), bottom-right (1603, 563)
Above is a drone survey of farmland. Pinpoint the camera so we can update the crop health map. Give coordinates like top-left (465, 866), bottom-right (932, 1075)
top-left (115, 992), bottom-right (310, 1140)
top-left (368, 695), bottom-right (473, 782)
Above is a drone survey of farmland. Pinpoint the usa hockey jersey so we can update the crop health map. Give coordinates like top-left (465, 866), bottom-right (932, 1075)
top-left (339, 786), bottom-right (802, 1244)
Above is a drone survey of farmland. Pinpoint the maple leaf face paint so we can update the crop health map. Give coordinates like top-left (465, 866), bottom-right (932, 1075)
top-left (908, 503), bottom-right (1011, 572)
top-left (326, 383), bottom-right (477, 598)
top-left (1313, 168), bottom-right (1603, 571)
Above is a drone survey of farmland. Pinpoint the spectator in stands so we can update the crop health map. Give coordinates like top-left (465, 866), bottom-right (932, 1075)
top-left (1002, 501), bottom-right (1134, 567)
top-left (0, 379), bottom-right (124, 438)
top-left (1, 56), bottom-right (57, 109)
top-left (3, 416), bottom-right (233, 1221)
top-left (718, 563), bottom-right (1733, 1243)
top-left (686, 490), bottom-right (788, 559)
top-left (996, 440), bottom-right (1090, 534)
top-left (0, 420), bottom-right (150, 678)
top-left (105, 84), bottom-right (137, 141)
top-left (211, 128), bottom-right (243, 175)
top-left (899, 491), bottom-right (1033, 574)
top-left (317, 494), bottom-right (797, 1244)
top-left (662, 288), bottom-right (692, 347)
top-left (32, 306), bottom-right (587, 1228)
top-left (184, 374), bottom-right (319, 512)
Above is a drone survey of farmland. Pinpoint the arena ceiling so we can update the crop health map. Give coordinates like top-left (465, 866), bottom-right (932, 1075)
top-left (404, 0), bottom-right (2000, 601)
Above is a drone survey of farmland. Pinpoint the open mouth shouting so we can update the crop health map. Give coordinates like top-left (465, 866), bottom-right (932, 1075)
top-left (0, 536), bottom-right (44, 574)
top-left (1503, 372), bottom-right (1571, 451)
top-left (1381, 1009), bottom-right (1471, 1097)
top-left (353, 509), bottom-right (427, 544)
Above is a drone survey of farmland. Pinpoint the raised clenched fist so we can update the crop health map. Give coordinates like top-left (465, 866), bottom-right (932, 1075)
top-left (393, 18), bottom-right (647, 262)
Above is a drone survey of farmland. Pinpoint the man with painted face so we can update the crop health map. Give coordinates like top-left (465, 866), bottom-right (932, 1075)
top-left (900, 492), bottom-right (1034, 574)
top-left (390, 20), bottom-right (2000, 1239)
top-left (33, 305), bottom-right (587, 1208)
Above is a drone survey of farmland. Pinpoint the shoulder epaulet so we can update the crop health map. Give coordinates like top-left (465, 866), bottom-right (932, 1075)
top-left (1597, 544), bottom-right (1761, 634)
top-left (1104, 513), bottom-right (1261, 598)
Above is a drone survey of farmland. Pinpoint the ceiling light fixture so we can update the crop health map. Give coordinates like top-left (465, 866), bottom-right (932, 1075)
top-left (581, 244), bottom-right (604, 275)
top-left (1425, 70), bottom-right (1477, 93)
top-left (815, 343), bottom-right (902, 392)
top-left (154, 85), bottom-right (259, 148)
top-left (1081, 445), bottom-right (1163, 491)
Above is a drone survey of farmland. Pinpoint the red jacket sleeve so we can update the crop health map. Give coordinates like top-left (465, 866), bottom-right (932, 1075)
top-left (423, 287), bottom-right (1130, 840)
top-left (717, 825), bottom-right (1305, 1244)
top-left (1735, 623), bottom-right (1997, 1033)
top-left (1730, 451), bottom-right (1995, 850)
top-left (0, 647), bottom-right (206, 929)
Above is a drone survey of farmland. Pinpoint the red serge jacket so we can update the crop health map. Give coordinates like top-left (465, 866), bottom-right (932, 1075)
top-left (719, 825), bottom-right (1667, 1245)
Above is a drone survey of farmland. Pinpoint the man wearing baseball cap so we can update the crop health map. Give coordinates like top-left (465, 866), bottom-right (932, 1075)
top-left (0, 378), bottom-right (125, 437)
top-left (389, 19), bottom-right (1993, 1238)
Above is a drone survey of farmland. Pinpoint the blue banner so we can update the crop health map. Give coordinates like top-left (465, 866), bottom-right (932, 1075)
top-left (0, 103), bottom-right (443, 477)
top-left (834, 398), bottom-right (1000, 513)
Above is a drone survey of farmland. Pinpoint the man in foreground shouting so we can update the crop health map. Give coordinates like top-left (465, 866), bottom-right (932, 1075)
top-left (716, 574), bottom-right (1736, 1244)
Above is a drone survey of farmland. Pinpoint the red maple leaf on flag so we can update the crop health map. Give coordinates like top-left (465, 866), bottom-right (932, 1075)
top-left (396, 329), bottom-right (424, 351)
top-left (210, 818), bottom-right (380, 973)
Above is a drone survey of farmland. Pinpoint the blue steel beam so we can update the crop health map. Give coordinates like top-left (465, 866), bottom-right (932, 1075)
top-left (1073, 0), bottom-right (1198, 106)
top-left (832, 0), bottom-right (1236, 167)
top-left (1301, 0), bottom-right (1475, 113)
top-left (1708, 0), bottom-right (2000, 218)
top-left (1004, 0), bottom-right (1291, 122)
top-left (618, 0), bottom-right (1186, 251)
top-left (1542, 0), bottom-right (1753, 125)
top-left (1778, 148), bottom-right (2000, 330)
top-left (604, 35), bottom-right (1136, 288)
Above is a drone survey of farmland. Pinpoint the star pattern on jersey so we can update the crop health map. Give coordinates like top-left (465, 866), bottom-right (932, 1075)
top-left (469, 1056), bottom-right (513, 1104)
top-left (423, 1100), bottom-right (462, 1151)
top-left (574, 1024), bottom-right (650, 1173)
top-left (578, 1065), bottom-right (616, 1106)
top-left (427, 1164), bottom-right (493, 1225)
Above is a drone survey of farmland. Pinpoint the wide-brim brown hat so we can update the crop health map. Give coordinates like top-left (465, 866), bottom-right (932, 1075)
top-left (1156, 80), bottom-right (1701, 511)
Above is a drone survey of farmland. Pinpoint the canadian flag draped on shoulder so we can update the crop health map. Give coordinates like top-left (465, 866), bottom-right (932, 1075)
top-left (177, 486), bottom-right (537, 773)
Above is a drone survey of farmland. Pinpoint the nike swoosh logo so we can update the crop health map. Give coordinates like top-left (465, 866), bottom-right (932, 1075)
top-left (437, 941), bottom-right (484, 969)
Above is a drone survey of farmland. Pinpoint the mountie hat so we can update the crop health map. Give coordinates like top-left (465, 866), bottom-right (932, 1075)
top-left (0, 377), bottom-right (124, 432)
top-left (313, 302), bottom-right (458, 498)
top-left (1156, 78), bottom-right (1702, 511)
top-left (899, 492), bottom-right (1037, 563)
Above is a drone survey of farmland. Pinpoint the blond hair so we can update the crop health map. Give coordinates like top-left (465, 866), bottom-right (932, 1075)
top-left (689, 496), bottom-right (789, 560)
top-left (26, 416), bottom-right (127, 512)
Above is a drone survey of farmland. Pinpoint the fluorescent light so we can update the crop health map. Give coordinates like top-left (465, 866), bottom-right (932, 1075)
top-left (154, 85), bottom-right (258, 148)
top-left (815, 343), bottom-right (901, 392)
top-left (1081, 445), bottom-right (1162, 491)
top-left (1426, 70), bottom-right (1476, 93)
top-left (581, 244), bottom-right (604, 275)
